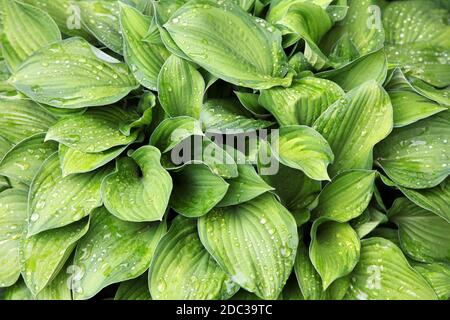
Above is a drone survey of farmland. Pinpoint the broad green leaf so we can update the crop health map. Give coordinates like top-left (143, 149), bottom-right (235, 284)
top-left (59, 144), bottom-right (128, 177)
top-left (345, 237), bottom-right (437, 300)
top-left (0, 189), bottom-right (27, 287)
top-left (119, 2), bottom-right (170, 90)
top-left (102, 146), bottom-right (172, 222)
top-left (320, 0), bottom-right (385, 65)
top-left (271, 125), bottom-right (334, 181)
top-left (115, 274), bottom-right (151, 300)
top-left (164, 0), bottom-right (292, 89)
top-left (1, 0), bottom-right (61, 71)
top-left (201, 99), bottom-right (274, 133)
top-left (3, 278), bottom-right (34, 300)
top-left (198, 194), bottom-right (298, 300)
top-left (389, 91), bottom-right (447, 128)
top-left (0, 134), bottom-right (57, 185)
top-left (235, 91), bottom-right (269, 116)
top-left (79, 1), bottom-right (123, 54)
top-left (312, 170), bottom-right (376, 222)
top-left (10, 37), bottom-right (139, 109)
top-left (158, 55), bottom-right (205, 119)
top-left (20, 218), bottom-right (89, 295)
top-left (375, 112), bottom-right (450, 189)
top-left (120, 91), bottom-right (156, 136)
top-left (0, 61), bottom-right (15, 92)
top-left (317, 49), bottom-right (387, 91)
top-left (259, 77), bottom-right (344, 126)
top-left (35, 260), bottom-right (72, 300)
top-left (0, 95), bottom-right (57, 144)
top-left (314, 81), bottom-right (393, 177)
top-left (150, 117), bottom-right (203, 153)
top-left (389, 198), bottom-right (450, 264)
top-left (310, 220), bottom-right (360, 289)
top-left (72, 207), bottom-right (166, 300)
top-left (398, 180), bottom-right (450, 223)
top-left (46, 106), bottom-right (140, 153)
top-left (369, 227), bottom-right (401, 247)
top-left (218, 164), bottom-right (274, 207)
top-left (28, 154), bottom-right (110, 235)
top-left (149, 216), bottom-right (239, 300)
top-left (266, 0), bottom-right (334, 24)
top-left (410, 78), bottom-right (450, 107)
top-left (351, 207), bottom-right (388, 239)
top-left (170, 163), bottom-right (229, 218)
top-left (414, 263), bottom-right (450, 300)
top-left (383, 1), bottom-right (450, 87)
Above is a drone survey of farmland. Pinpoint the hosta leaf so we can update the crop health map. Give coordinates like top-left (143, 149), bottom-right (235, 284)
top-left (150, 117), bottom-right (203, 153)
top-left (28, 154), bottom-right (110, 236)
top-left (352, 207), bottom-right (388, 239)
top-left (383, 1), bottom-right (450, 87)
top-left (3, 278), bottom-right (34, 300)
top-left (266, 0), bottom-right (334, 24)
top-left (59, 144), bottom-right (128, 177)
top-left (1, 0), bottom-right (61, 71)
top-left (10, 37), bottom-right (139, 109)
top-left (0, 61), bottom-right (15, 92)
top-left (170, 163), bottom-right (229, 218)
top-left (271, 125), bottom-right (334, 181)
top-left (158, 55), bottom-right (205, 119)
top-left (0, 95), bottom-right (57, 144)
top-left (410, 78), bottom-right (450, 107)
top-left (79, 1), bottom-right (123, 54)
top-left (119, 2), bottom-right (170, 90)
top-left (345, 237), bottom-right (437, 300)
top-left (149, 216), bottom-right (239, 300)
top-left (217, 164), bottom-right (274, 207)
top-left (0, 134), bottom-right (57, 185)
top-left (312, 170), bottom-right (376, 222)
top-left (201, 99), bottom-right (274, 133)
top-left (198, 194), bottom-right (298, 300)
top-left (102, 146), bottom-right (172, 222)
top-left (115, 274), bottom-right (151, 300)
top-left (35, 260), bottom-right (72, 300)
top-left (46, 106), bottom-right (140, 153)
top-left (259, 77), bottom-right (344, 126)
top-left (314, 81), bottom-right (393, 177)
top-left (20, 218), bottom-right (89, 295)
top-left (414, 263), bottom-right (450, 300)
top-left (388, 198), bottom-right (450, 264)
top-left (164, 0), bottom-right (292, 89)
top-left (0, 189), bottom-right (27, 287)
top-left (235, 91), bottom-right (269, 116)
top-left (72, 207), bottom-right (165, 300)
top-left (310, 220), bottom-right (360, 289)
top-left (317, 49), bottom-right (387, 91)
top-left (375, 112), bottom-right (450, 189)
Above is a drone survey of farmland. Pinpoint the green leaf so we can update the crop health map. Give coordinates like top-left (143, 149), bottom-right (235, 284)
top-left (115, 274), bottom-right (151, 300)
top-left (310, 220), bottom-right (360, 289)
top-left (375, 111), bottom-right (450, 189)
top-left (317, 49), bottom-right (387, 91)
top-left (73, 207), bottom-right (166, 300)
top-left (198, 194), bottom-right (298, 300)
top-left (414, 263), bottom-right (450, 300)
top-left (150, 117), bottom-right (203, 153)
top-left (351, 207), bottom-right (388, 239)
top-left (271, 125), bottom-right (334, 181)
top-left (0, 134), bottom-right (57, 185)
top-left (259, 77), bottom-right (344, 126)
top-left (149, 216), bottom-right (239, 300)
top-left (201, 99), bottom-right (274, 133)
top-left (312, 170), bottom-right (376, 222)
top-left (10, 37), bottom-right (139, 109)
top-left (28, 153), bottom-right (110, 235)
top-left (314, 80), bottom-right (393, 177)
top-left (1, 0), bottom-right (61, 71)
top-left (218, 164), bottom-right (274, 207)
top-left (158, 55), bottom-right (205, 119)
top-left (79, 1), bottom-right (123, 54)
top-left (170, 163), bottom-right (229, 218)
top-left (164, 0), bottom-right (292, 89)
top-left (20, 218), bottom-right (89, 295)
top-left (0, 95), bottom-right (57, 144)
top-left (0, 189), bottom-right (27, 287)
top-left (235, 91), bottom-right (269, 116)
top-left (389, 198), bottom-right (450, 264)
top-left (46, 106), bottom-right (140, 153)
top-left (389, 91), bottom-right (447, 128)
top-left (410, 77), bottom-right (450, 107)
top-left (35, 259), bottom-right (72, 300)
top-left (101, 146), bottom-right (173, 222)
top-left (3, 278), bottom-right (34, 300)
top-left (119, 2), bottom-right (170, 90)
